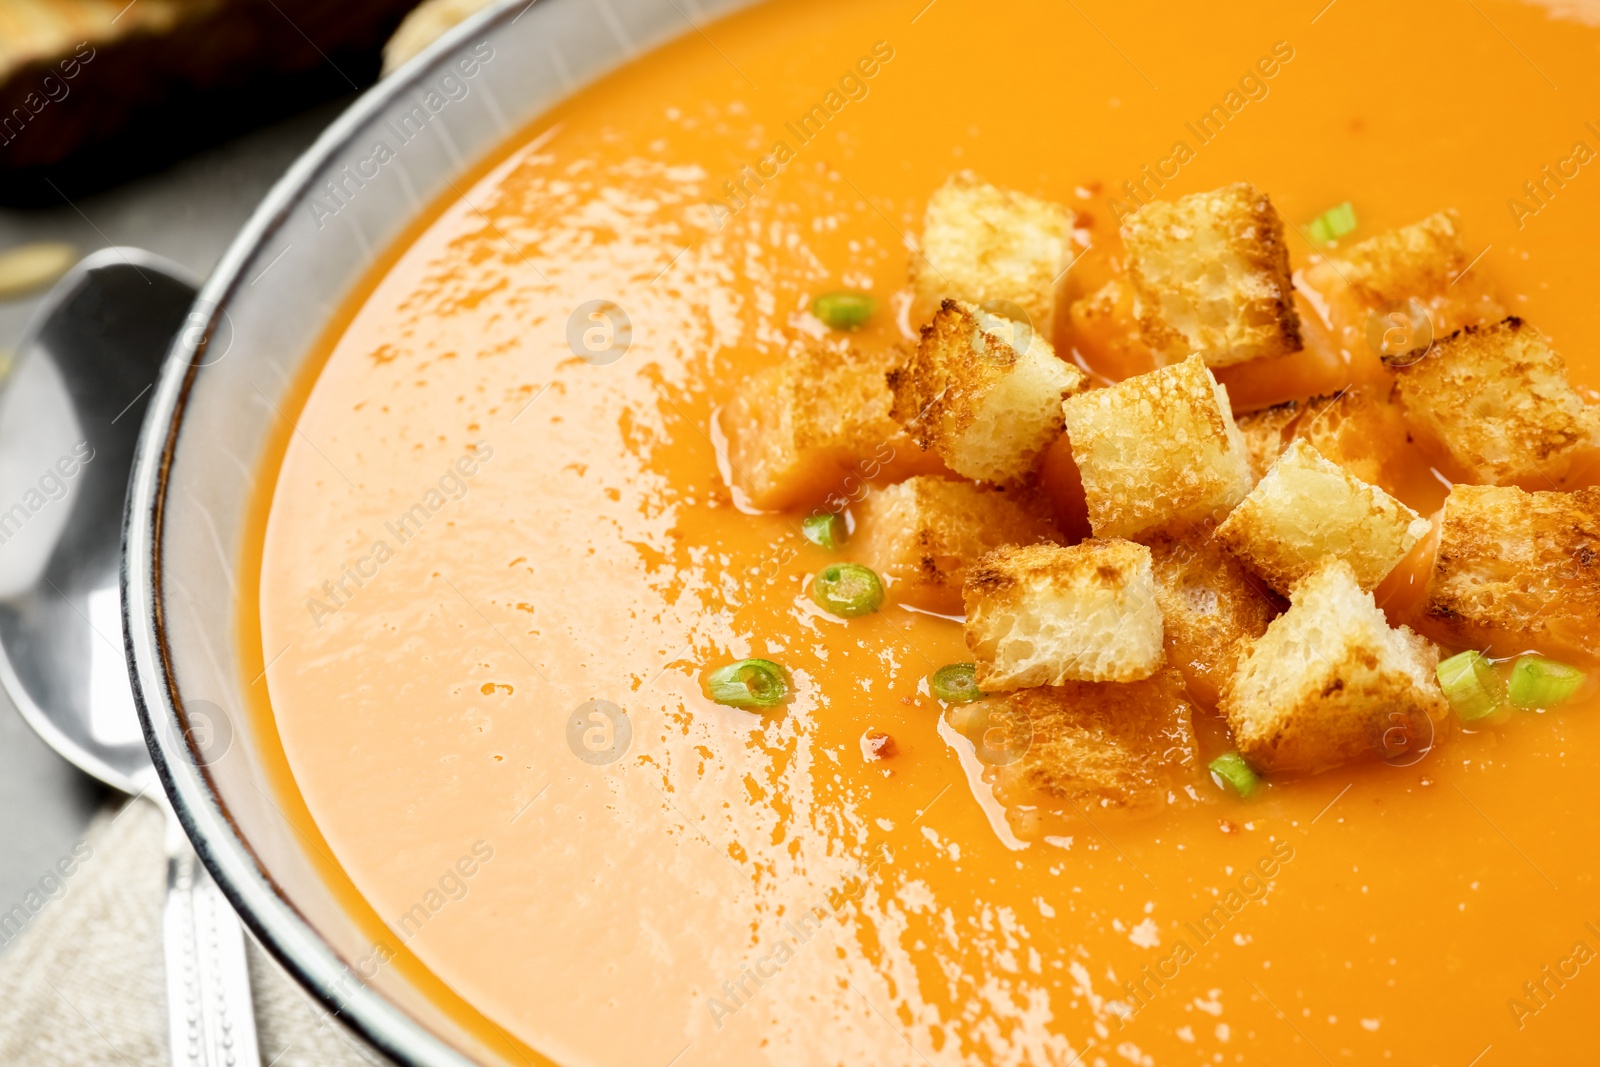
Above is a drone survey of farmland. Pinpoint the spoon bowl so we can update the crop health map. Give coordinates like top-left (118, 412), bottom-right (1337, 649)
top-left (0, 247), bottom-right (195, 795)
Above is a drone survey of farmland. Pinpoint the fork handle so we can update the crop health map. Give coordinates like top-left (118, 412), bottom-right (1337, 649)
top-left (163, 808), bottom-right (261, 1067)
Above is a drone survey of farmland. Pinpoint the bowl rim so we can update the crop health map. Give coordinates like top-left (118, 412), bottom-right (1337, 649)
top-left (121, 3), bottom-right (539, 1064)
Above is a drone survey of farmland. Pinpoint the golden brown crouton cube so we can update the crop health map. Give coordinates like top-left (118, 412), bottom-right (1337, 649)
top-left (722, 343), bottom-right (911, 510)
top-left (889, 299), bottom-right (1087, 485)
top-left (1221, 557), bottom-right (1447, 775)
top-left (1394, 317), bottom-right (1599, 486)
top-left (1147, 532), bottom-right (1279, 710)
top-left (1424, 483), bottom-right (1600, 659)
top-left (1215, 440), bottom-right (1430, 594)
top-left (1293, 387), bottom-right (1412, 492)
top-left (1234, 397), bottom-right (1306, 482)
top-left (1036, 432), bottom-right (1094, 541)
top-left (1121, 183), bottom-right (1302, 367)
top-left (1065, 276), bottom-right (1162, 381)
top-left (984, 670), bottom-right (1202, 817)
top-left (1336, 210), bottom-right (1473, 309)
top-left (963, 541), bottom-right (1164, 689)
top-left (1062, 354), bottom-right (1255, 540)
top-left (1235, 387), bottom-right (1411, 492)
top-left (1299, 210), bottom-right (1504, 348)
top-left (851, 475), bottom-right (1059, 614)
top-left (914, 172), bottom-right (1077, 337)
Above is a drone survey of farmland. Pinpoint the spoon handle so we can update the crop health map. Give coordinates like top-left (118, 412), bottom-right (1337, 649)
top-left (163, 810), bottom-right (261, 1067)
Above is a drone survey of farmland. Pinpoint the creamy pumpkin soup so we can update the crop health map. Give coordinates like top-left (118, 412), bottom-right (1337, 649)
top-left (245, 0), bottom-right (1600, 1063)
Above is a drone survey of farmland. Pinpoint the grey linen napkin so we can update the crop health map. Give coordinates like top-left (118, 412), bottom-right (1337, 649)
top-left (0, 798), bottom-right (387, 1066)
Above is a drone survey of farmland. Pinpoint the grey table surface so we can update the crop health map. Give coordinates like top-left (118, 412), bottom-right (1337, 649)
top-left (0, 99), bottom-right (349, 938)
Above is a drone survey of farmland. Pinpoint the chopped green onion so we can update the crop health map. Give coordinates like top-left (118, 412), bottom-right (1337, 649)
top-left (811, 563), bottom-right (884, 617)
top-left (707, 658), bottom-right (790, 708)
top-left (930, 663), bottom-right (983, 703)
top-left (1209, 751), bottom-right (1260, 799)
top-left (811, 290), bottom-right (875, 331)
top-left (802, 513), bottom-right (847, 549)
top-left (1437, 650), bottom-right (1506, 722)
top-left (1306, 201), bottom-right (1358, 246)
top-left (1507, 655), bottom-right (1585, 709)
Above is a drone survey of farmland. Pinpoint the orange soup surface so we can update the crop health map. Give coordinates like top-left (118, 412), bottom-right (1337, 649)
top-left (250, 1), bottom-right (1600, 1063)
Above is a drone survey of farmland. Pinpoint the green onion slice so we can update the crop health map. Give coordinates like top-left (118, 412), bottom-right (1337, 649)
top-left (811, 290), bottom-right (875, 331)
top-left (1306, 201), bottom-right (1358, 246)
top-left (1507, 655), bottom-right (1585, 709)
top-left (1437, 650), bottom-right (1506, 722)
top-left (930, 663), bottom-right (983, 704)
top-left (802, 513), bottom-right (847, 549)
top-left (707, 659), bottom-right (790, 708)
top-left (1209, 751), bottom-right (1260, 799)
top-left (811, 563), bottom-right (884, 618)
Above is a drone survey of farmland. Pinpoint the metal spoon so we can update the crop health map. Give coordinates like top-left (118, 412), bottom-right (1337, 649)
top-left (0, 247), bottom-right (260, 1067)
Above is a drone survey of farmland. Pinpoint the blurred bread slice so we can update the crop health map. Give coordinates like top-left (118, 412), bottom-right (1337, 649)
top-left (0, 0), bottom-right (419, 177)
top-left (0, 0), bottom-right (190, 73)
top-left (383, 0), bottom-right (496, 73)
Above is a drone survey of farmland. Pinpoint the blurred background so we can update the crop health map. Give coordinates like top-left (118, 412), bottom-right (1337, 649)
top-left (0, 0), bottom-right (490, 937)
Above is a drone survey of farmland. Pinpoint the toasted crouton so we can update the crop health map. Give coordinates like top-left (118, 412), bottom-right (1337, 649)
top-left (1062, 354), bottom-right (1255, 540)
top-left (1221, 557), bottom-right (1447, 775)
top-left (963, 541), bottom-right (1164, 688)
top-left (1335, 210), bottom-right (1472, 309)
top-left (1236, 387), bottom-right (1411, 491)
top-left (1234, 398), bottom-right (1306, 482)
top-left (889, 299), bottom-right (1087, 485)
top-left (851, 475), bottom-right (1059, 614)
top-left (1293, 387), bottom-right (1412, 492)
top-left (1215, 440), bottom-right (1430, 594)
top-left (1394, 317), bottom-right (1599, 486)
top-left (1147, 533), bottom-right (1279, 709)
top-left (1300, 210), bottom-right (1504, 345)
top-left (1065, 276), bottom-right (1161, 381)
top-left (1036, 433), bottom-right (1093, 541)
top-left (985, 670), bottom-right (1202, 816)
top-left (722, 343), bottom-right (927, 510)
top-left (1424, 483), bottom-right (1600, 658)
top-left (1121, 183), bottom-right (1302, 367)
top-left (914, 173), bottom-right (1076, 337)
